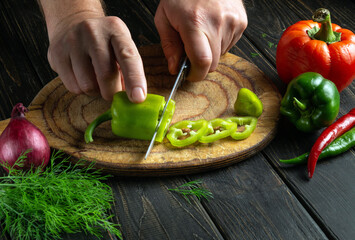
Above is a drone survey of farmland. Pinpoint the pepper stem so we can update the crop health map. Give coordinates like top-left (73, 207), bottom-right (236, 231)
top-left (84, 110), bottom-right (112, 143)
top-left (293, 97), bottom-right (307, 111)
top-left (310, 8), bottom-right (341, 44)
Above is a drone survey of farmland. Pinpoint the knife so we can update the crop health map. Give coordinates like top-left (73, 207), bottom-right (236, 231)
top-left (144, 56), bottom-right (189, 159)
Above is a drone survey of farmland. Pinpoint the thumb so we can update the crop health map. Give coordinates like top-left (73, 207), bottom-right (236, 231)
top-left (155, 6), bottom-right (184, 75)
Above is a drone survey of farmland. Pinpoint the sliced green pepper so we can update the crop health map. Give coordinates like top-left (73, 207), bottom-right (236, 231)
top-left (167, 119), bottom-right (209, 147)
top-left (199, 118), bottom-right (237, 143)
top-left (155, 100), bottom-right (175, 142)
top-left (84, 91), bottom-right (175, 143)
top-left (226, 116), bottom-right (257, 140)
top-left (280, 72), bottom-right (340, 132)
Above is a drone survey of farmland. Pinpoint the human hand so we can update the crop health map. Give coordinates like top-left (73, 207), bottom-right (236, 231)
top-left (47, 13), bottom-right (147, 103)
top-left (155, 0), bottom-right (247, 81)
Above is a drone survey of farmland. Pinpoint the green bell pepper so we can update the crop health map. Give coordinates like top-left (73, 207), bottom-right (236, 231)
top-left (226, 116), bottom-right (258, 140)
top-left (84, 91), bottom-right (175, 143)
top-left (199, 118), bottom-right (237, 143)
top-left (167, 119), bottom-right (209, 147)
top-left (280, 72), bottom-right (340, 132)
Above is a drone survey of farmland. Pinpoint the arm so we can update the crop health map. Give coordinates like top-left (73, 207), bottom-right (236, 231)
top-left (38, 0), bottom-right (147, 102)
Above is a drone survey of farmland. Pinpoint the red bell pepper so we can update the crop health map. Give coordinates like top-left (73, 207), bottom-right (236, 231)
top-left (308, 108), bottom-right (355, 178)
top-left (276, 8), bottom-right (355, 92)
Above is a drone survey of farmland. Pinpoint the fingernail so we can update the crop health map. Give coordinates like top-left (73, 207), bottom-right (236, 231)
top-left (131, 87), bottom-right (145, 103)
top-left (168, 56), bottom-right (177, 74)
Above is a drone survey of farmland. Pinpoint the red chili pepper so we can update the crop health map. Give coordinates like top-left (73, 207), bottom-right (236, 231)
top-left (308, 108), bottom-right (355, 178)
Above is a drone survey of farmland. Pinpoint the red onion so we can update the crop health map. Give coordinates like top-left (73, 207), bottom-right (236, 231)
top-left (0, 103), bottom-right (50, 172)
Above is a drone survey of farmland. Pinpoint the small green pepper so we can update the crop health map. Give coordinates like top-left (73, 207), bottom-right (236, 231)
top-left (234, 88), bottom-right (263, 118)
top-left (199, 118), bottom-right (237, 143)
top-left (226, 116), bottom-right (258, 140)
top-left (280, 72), bottom-right (340, 132)
top-left (84, 91), bottom-right (175, 143)
top-left (167, 119), bottom-right (209, 147)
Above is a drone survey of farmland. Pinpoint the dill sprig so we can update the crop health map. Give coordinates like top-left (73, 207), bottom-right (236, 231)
top-left (168, 180), bottom-right (213, 203)
top-left (0, 150), bottom-right (122, 240)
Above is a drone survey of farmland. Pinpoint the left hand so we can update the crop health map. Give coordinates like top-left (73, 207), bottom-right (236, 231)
top-left (155, 0), bottom-right (248, 81)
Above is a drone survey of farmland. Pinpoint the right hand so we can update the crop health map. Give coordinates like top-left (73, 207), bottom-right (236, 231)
top-left (47, 13), bottom-right (147, 103)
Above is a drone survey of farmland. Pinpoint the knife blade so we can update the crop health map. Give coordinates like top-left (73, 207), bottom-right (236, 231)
top-left (144, 56), bottom-right (189, 159)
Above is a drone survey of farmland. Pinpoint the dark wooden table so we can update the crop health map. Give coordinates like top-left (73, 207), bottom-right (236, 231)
top-left (0, 0), bottom-right (354, 239)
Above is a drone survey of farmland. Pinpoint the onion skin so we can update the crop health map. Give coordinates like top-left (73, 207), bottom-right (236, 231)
top-left (0, 103), bottom-right (50, 172)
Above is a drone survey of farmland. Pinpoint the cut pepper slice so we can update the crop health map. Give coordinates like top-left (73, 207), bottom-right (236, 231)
top-left (84, 91), bottom-right (175, 143)
top-left (199, 118), bottom-right (237, 143)
top-left (226, 116), bottom-right (257, 140)
top-left (156, 100), bottom-right (176, 142)
top-left (167, 119), bottom-right (209, 147)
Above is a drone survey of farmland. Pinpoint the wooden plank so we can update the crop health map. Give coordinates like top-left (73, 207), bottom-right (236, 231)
top-left (103, 0), bottom-right (160, 46)
top-left (0, 1), bottom-right (54, 119)
top-left (109, 177), bottom-right (224, 239)
top-left (188, 154), bottom-right (327, 239)
top-left (0, 0), bottom-right (56, 85)
top-left (243, 0), bottom-right (355, 66)
top-left (140, 0), bottom-right (159, 15)
top-left (243, 0), bottom-right (355, 239)
top-left (264, 85), bottom-right (355, 240)
top-left (281, 0), bottom-right (355, 31)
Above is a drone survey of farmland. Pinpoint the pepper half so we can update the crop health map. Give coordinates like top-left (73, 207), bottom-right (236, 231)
top-left (226, 116), bottom-right (258, 140)
top-left (167, 119), bottom-right (209, 147)
top-left (199, 118), bottom-right (237, 143)
top-left (84, 91), bottom-right (175, 143)
top-left (280, 72), bottom-right (340, 132)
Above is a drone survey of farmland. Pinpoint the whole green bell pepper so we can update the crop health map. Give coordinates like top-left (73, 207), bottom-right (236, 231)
top-left (84, 91), bottom-right (175, 143)
top-left (280, 72), bottom-right (340, 132)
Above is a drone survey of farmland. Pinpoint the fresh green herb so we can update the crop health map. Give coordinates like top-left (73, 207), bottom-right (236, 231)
top-left (168, 180), bottom-right (213, 203)
top-left (251, 52), bottom-right (260, 58)
top-left (267, 41), bottom-right (275, 48)
top-left (261, 33), bottom-right (267, 38)
top-left (0, 150), bottom-right (122, 240)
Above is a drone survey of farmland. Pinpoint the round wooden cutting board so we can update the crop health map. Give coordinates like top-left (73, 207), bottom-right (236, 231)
top-left (0, 45), bottom-right (281, 176)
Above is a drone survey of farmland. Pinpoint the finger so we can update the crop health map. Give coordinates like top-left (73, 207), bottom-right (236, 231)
top-left (70, 50), bottom-right (99, 96)
top-left (223, 26), bottom-right (243, 55)
top-left (89, 43), bottom-right (123, 101)
top-left (223, 11), bottom-right (248, 53)
top-left (180, 29), bottom-right (212, 82)
top-left (206, 32), bottom-right (221, 72)
top-left (119, 66), bottom-right (125, 90)
top-left (155, 6), bottom-right (184, 75)
top-left (48, 49), bottom-right (81, 94)
top-left (110, 25), bottom-right (147, 103)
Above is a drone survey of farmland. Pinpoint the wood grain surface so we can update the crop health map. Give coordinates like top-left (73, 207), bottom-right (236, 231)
top-left (0, 45), bottom-right (281, 176)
